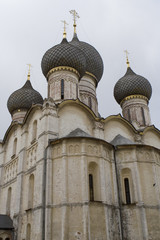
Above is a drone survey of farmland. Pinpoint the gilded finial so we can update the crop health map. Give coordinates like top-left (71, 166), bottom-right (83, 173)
top-left (69, 10), bottom-right (80, 33)
top-left (124, 50), bottom-right (130, 68)
top-left (61, 20), bottom-right (68, 38)
top-left (27, 64), bottom-right (32, 81)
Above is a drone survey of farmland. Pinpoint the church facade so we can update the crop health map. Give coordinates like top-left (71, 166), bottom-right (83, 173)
top-left (0, 13), bottom-right (160, 240)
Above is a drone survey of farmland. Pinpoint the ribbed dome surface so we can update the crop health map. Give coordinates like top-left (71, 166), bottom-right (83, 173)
top-left (70, 34), bottom-right (104, 82)
top-left (114, 67), bottom-right (152, 104)
top-left (41, 38), bottom-right (86, 78)
top-left (7, 80), bottom-right (43, 114)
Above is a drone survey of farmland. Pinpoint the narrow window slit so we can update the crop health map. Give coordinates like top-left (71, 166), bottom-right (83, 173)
top-left (89, 174), bottom-right (94, 201)
top-left (124, 178), bottom-right (131, 204)
top-left (61, 79), bottom-right (64, 99)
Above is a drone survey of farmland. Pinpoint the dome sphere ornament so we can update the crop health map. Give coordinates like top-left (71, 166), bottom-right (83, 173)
top-left (114, 66), bottom-right (152, 105)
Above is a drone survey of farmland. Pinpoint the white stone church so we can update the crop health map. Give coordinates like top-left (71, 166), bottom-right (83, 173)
top-left (0, 13), bottom-right (160, 240)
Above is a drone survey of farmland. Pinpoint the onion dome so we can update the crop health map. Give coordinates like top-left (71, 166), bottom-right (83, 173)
top-left (114, 67), bottom-right (152, 104)
top-left (7, 79), bottom-right (43, 115)
top-left (41, 38), bottom-right (86, 79)
top-left (70, 33), bottom-right (104, 83)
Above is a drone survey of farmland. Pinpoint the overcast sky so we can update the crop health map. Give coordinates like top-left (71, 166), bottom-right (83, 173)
top-left (0, 0), bottom-right (160, 139)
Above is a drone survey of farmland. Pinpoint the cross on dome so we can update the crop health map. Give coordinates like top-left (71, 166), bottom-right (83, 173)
top-left (61, 20), bottom-right (68, 38)
top-left (69, 10), bottom-right (80, 33)
top-left (27, 64), bottom-right (32, 81)
top-left (124, 50), bottom-right (130, 68)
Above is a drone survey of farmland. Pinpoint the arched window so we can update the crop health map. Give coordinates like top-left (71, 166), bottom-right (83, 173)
top-left (141, 107), bottom-right (146, 125)
top-left (28, 174), bottom-right (34, 208)
top-left (12, 138), bottom-right (17, 156)
top-left (124, 178), bottom-right (131, 204)
top-left (6, 187), bottom-right (12, 216)
top-left (32, 120), bottom-right (37, 141)
top-left (61, 79), bottom-right (64, 99)
top-left (121, 168), bottom-right (133, 204)
top-left (76, 83), bottom-right (78, 98)
top-left (88, 162), bottom-right (100, 201)
top-left (89, 174), bottom-right (94, 201)
top-left (88, 97), bottom-right (92, 108)
top-left (127, 109), bottom-right (131, 122)
top-left (26, 223), bottom-right (31, 240)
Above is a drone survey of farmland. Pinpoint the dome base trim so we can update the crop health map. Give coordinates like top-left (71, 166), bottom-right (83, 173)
top-left (85, 71), bottom-right (98, 82)
top-left (47, 66), bottom-right (80, 79)
top-left (120, 95), bottom-right (148, 106)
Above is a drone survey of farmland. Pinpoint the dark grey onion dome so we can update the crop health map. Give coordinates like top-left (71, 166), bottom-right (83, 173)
top-left (114, 67), bottom-right (152, 104)
top-left (7, 80), bottom-right (43, 114)
top-left (70, 33), bottom-right (104, 82)
top-left (41, 38), bottom-right (86, 79)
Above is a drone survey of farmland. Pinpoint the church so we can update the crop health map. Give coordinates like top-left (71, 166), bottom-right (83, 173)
top-left (0, 10), bottom-right (160, 240)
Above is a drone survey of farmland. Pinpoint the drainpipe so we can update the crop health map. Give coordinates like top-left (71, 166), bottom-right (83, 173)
top-left (42, 140), bottom-right (52, 240)
top-left (113, 146), bottom-right (124, 240)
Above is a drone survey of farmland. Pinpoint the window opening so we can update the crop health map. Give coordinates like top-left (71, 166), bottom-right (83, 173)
top-left (76, 83), bottom-right (78, 98)
top-left (88, 97), bottom-right (92, 109)
top-left (128, 109), bottom-right (131, 122)
top-left (124, 178), bottom-right (131, 204)
top-left (141, 107), bottom-right (146, 125)
top-left (61, 79), bottom-right (64, 99)
top-left (89, 174), bottom-right (94, 201)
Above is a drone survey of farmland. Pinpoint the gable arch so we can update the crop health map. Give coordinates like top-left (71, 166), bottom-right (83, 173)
top-left (58, 100), bottom-right (96, 137)
top-left (103, 115), bottom-right (137, 143)
top-left (142, 126), bottom-right (160, 149)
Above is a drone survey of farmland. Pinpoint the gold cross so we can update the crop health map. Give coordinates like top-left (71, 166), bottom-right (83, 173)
top-left (27, 64), bottom-right (32, 80)
top-left (69, 10), bottom-right (80, 33)
top-left (124, 50), bottom-right (130, 68)
top-left (61, 20), bottom-right (68, 38)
